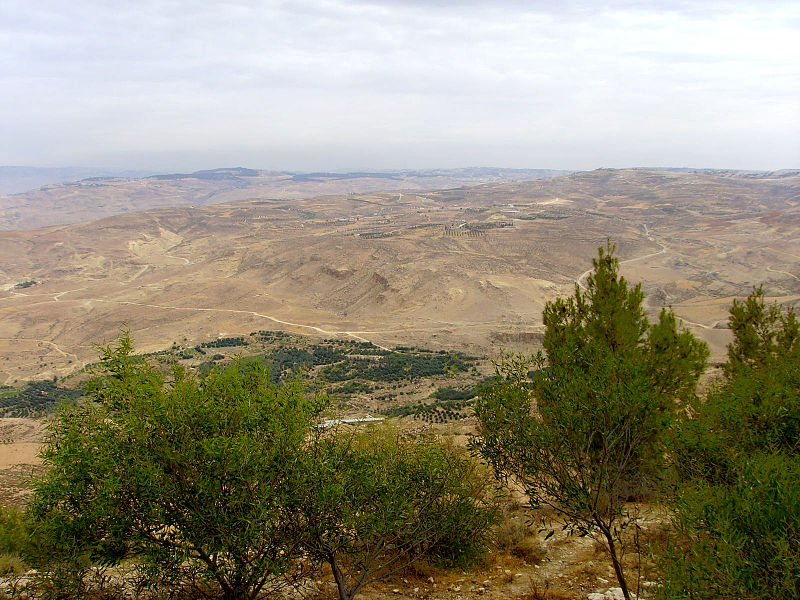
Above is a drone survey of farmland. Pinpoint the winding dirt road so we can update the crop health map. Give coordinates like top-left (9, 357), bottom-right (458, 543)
top-left (88, 298), bottom-right (391, 350)
top-left (576, 224), bottom-right (667, 290)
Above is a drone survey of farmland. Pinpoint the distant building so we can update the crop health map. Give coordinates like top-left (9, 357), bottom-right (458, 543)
top-left (317, 416), bottom-right (385, 429)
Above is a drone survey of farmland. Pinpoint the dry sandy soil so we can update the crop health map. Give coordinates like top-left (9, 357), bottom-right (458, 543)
top-left (0, 168), bottom-right (798, 384)
top-left (0, 417), bottom-right (44, 506)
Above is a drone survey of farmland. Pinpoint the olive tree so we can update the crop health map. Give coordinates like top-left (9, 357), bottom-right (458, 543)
top-left (473, 242), bottom-right (708, 600)
top-left (28, 334), bottom-right (326, 600)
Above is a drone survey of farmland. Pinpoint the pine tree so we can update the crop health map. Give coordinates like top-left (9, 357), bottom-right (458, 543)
top-left (474, 242), bottom-right (708, 600)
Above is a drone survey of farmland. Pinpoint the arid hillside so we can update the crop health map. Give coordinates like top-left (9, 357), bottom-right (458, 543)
top-left (1, 168), bottom-right (798, 383)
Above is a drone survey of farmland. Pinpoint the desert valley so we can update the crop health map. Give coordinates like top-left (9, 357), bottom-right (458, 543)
top-left (1, 167), bottom-right (798, 384)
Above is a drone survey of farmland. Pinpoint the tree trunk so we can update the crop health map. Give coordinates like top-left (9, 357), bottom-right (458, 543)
top-left (221, 581), bottom-right (250, 600)
top-left (329, 553), bottom-right (353, 600)
top-left (222, 587), bottom-right (243, 600)
top-left (600, 525), bottom-right (632, 600)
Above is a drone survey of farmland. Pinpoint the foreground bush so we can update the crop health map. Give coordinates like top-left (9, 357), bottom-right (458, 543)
top-left (28, 334), bottom-right (325, 600)
top-left (301, 424), bottom-right (498, 600)
top-left (24, 335), bottom-right (497, 600)
top-left (473, 243), bottom-right (708, 600)
top-left (662, 288), bottom-right (800, 599)
top-left (0, 506), bottom-right (29, 576)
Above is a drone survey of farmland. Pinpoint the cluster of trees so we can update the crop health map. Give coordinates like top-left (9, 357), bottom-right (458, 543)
top-left (256, 346), bottom-right (346, 382)
top-left (473, 243), bottom-right (799, 600)
top-left (319, 351), bottom-right (473, 383)
top-left (431, 385), bottom-right (480, 402)
top-left (331, 380), bottom-right (373, 396)
top-left (10, 242), bottom-right (797, 600)
top-left (0, 380), bottom-right (82, 418)
top-left (239, 343), bottom-right (474, 388)
top-left (198, 336), bottom-right (248, 349)
top-left (328, 339), bottom-right (387, 355)
top-left (23, 336), bottom-right (497, 600)
top-left (191, 335), bottom-right (473, 390)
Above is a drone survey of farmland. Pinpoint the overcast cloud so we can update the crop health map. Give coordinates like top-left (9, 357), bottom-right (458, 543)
top-left (1, 0), bottom-right (798, 171)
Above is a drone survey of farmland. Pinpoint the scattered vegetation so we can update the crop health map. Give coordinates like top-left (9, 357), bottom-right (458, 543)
top-left (377, 380), bottom-right (492, 422)
top-left (4, 244), bottom-right (799, 600)
top-left (358, 230), bottom-right (398, 239)
top-left (331, 380), bottom-right (372, 396)
top-left (465, 221), bottom-right (513, 230)
top-left (381, 396), bottom-right (473, 422)
top-left (431, 383), bottom-right (482, 401)
top-left (84, 332), bottom-right (483, 408)
top-left (0, 380), bottom-right (82, 417)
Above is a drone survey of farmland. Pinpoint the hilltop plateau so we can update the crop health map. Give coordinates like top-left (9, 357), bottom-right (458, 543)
top-left (1, 167), bottom-right (798, 384)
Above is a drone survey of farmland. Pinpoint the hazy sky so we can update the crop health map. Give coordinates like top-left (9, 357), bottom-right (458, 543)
top-left (1, 1), bottom-right (798, 171)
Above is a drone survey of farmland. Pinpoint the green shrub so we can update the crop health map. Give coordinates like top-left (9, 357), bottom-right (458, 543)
top-left (662, 287), bottom-right (800, 600)
top-left (300, 425), bottom-right (498, 600)
top-left (27, 334), bottom-right (327, 600)
top-left (0, 506), bottom-right (27, 556)
top-left (0, 506), bottom-right (30, 578)
top-left (474, 243), bottom-right (708, 600)
top-left (661, 455), bottom-right (800, 600)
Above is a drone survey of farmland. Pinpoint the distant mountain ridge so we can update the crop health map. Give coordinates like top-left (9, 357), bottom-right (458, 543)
top-left (0, 166), bottom-right (160, 195)
top-left (0, 167), bottom-right (572, 231)
top-left (633, 167), bottom-right (800, 178)
top-left (149, 167), bottom-right (263, 181)
top-left (3, 165), bottom-right (796, 231)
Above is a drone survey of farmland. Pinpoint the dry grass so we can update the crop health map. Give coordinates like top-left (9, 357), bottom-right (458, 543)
top-left (518, 581), bottom-right (575, 600)
top-left (492, 498), bottom-right (547, 566)
top-left (0, 553), bottom-right (24, 576)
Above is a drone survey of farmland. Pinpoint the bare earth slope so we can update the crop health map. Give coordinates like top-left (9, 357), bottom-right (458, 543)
top-left (0, 167), bottom-right (568, 230)
top-left (1, 168), bottom-right (798, 383)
